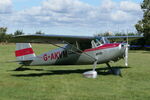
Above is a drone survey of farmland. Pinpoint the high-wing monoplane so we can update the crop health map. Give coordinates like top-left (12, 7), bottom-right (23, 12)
top-left (12, 34), bottom-right (143, 78)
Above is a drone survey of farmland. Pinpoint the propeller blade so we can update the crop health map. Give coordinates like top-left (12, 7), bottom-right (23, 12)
top-left (125, 32), bottom-right (129, 67)
top-left (125, 44), bottom-right (128, 67)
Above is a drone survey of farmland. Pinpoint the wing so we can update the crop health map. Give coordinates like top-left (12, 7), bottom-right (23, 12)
top-left (106, 35), bottom-right (144, 43)
top-left (11, 34), bottom-right (94, 44)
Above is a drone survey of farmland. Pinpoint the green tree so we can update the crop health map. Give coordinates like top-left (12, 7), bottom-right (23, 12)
top-left (115, 33), bottom-right (126, 36)
top-left (35, 31), bottom-right (45, 35)
top-left (14, 30), bottom-right (24, 36)
top-left (95, 32), bottom-right (113, 36)
top-left (5, 34), bottom-right (13, 43)
top-left (0, 27), bottom-right (7, 43)
top-left (135, 0), bottom-right (150, 45)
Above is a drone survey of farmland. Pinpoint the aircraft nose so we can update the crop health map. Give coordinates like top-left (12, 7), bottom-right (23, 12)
top-left (119, 43), bottom-right (126, 50)
top-left (119, 43), bottom-right (127, 55)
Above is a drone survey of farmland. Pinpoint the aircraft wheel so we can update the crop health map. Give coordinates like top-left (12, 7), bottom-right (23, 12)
top-left (83, 70), bottom-right (97, 78)
top-left (113, 68), bottom-right (121, 76)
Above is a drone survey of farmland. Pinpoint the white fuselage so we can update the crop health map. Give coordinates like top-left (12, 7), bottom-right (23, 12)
top-left (28, 43), bottom-right (125, 66)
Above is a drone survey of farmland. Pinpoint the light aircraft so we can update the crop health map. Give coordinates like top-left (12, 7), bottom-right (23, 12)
top-left (12, 34), bottom-right (143, 78)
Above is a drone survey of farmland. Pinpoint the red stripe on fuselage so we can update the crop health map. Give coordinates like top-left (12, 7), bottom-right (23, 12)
top-left (83, 43), bottom-right (120, 52)
top-left (15, 48), bottom-right (34, 57)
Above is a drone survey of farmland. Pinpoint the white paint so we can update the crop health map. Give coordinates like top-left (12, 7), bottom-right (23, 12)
top-left (83, 70), bottom-right (97, 78)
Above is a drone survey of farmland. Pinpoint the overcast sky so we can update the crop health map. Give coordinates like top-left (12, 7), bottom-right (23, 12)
top-left (0, 0), bottom-right (143, 36)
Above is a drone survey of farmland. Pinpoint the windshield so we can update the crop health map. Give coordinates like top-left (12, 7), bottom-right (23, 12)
top-left (95, 37), bottom-right (110, 44)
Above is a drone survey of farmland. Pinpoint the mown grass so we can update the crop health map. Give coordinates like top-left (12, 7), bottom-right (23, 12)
top-left (0, 44), bottom-right (150, 100)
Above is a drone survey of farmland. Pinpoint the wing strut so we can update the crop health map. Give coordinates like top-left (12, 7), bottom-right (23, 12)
top-left (52, 41), bottom-right (97, 62)
top-left (49, 43), bottom-right (82, 56)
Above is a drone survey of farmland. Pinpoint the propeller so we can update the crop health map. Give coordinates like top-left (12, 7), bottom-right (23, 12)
top-left (125, 43), bottom-right (128, 66)
top-left (125, 33), bottom-right (129, 67)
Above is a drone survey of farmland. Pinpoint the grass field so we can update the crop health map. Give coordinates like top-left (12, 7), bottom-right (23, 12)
top-left (0, 44), bottom-right (150, 100)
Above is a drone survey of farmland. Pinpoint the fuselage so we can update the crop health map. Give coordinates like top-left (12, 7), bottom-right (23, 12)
top-left (27, 43), bottom-right (126, 66)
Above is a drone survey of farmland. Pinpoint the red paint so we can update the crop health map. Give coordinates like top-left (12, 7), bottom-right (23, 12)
top-left (83, 43), bottom-right (120, 52)
top-left (54, 52), bottom-right (61, 59)
top-left (51, 51), bottom-right (61, 60)
top-left (42, 51), bottom-right (62, 61)
top-left (15, 48), bottom-right (34, 57)
top-left (51, 53), bottom-right (55, 60)
top-left (43, 54), bottom-right (48, 61)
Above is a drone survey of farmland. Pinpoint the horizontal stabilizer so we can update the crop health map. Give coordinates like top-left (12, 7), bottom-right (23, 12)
top-left (7, 60), bottom-right (33, 63)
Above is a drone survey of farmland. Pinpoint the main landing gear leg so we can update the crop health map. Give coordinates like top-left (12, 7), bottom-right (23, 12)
top-left (106, 63), bottom-right (122, 77)
top-left (83, 60), bottom-right (98, 78)
top-left (93, 60), bottom-right (97, 71)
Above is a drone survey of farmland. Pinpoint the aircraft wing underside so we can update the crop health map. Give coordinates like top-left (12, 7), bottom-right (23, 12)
top-left (106, 36), bottom-right (143, 43)
top-left (12, 34), bottom-right (143, 44)
top-left (12, 34), bottom-right (94, 44)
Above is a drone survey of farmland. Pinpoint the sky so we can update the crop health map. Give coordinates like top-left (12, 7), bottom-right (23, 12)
top-left (0, 0), bottom-right (143, 36)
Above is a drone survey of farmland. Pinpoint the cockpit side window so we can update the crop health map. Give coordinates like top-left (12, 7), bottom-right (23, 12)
top-left (91, 39), bottom-right (103, 48)
top-left (79, 42), bottom-right (91, 50)
top-left (95, 39), bottom-right (102, 46)
top-left (104, 38), bottom-right (110, 43)
top-left (99, 39), bottom-right (104, 44)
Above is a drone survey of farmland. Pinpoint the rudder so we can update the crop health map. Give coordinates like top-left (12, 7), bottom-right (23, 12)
top-left (15, 43), bottom-right (36, 61)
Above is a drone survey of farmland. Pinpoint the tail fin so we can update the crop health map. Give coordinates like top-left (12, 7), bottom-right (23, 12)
top-left (15, 43), bottom-right (36, 61)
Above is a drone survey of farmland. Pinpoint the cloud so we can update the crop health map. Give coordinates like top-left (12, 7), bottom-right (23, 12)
top-left (100, 0), bottom-right (116, 12)
top-left (120, 1), bottom-right (141, 12)
top-left (41, 0), bottom-right (95, 25)
top-left (0, 0), bottom-right (12, 13)
top-left (110, 10), bottom-right (132, 22)
top-left (1, 0), bottom-right (143, 34)
top-left (12, 0), bottom-right (94, 26)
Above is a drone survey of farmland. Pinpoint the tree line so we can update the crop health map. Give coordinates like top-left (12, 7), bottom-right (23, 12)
top-left (0, 27), bottom-right (141, 43)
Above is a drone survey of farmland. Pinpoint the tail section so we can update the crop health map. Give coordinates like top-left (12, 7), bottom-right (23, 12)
top-left (15, 43), bottom-right (36, 61)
